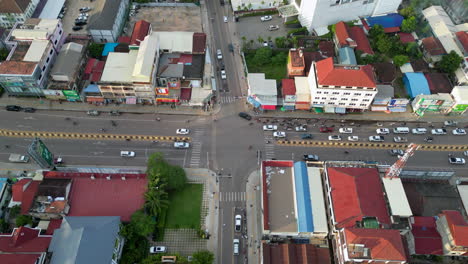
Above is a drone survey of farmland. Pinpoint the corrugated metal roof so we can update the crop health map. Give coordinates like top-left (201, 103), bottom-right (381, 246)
top-left (403, 73), bottom-right (430, 98)
top-left (132, 34), bottom-right (158, 82)
top-left (382, 178), bottom-right (412, 217)
top-left (153, 31), bottom-right (194, 53)
top-left (451, 86), bottom-right (468, 101)
top-left (338, 47), bottom-right (357, 65)
top-left (248, 73), bottom-right (277, 96)
top-left (23, 40), bottom-right (48, 62)
top-left (365, 13), bottom-right (403, 28)
top-left (293, 162), bottom-right (313, 233)
top-left (457, 185), bottom-right (468, 215)
top-left (306, 167), bottom-right (328, 233)
top-left (294, 76), bottom-right (310, 101)
top-left (39, 0), bottom-right (65, 19)
top-left (423, 6), bottom-right (463, 56)
top-left (100, 50), bottom-right (138, 83)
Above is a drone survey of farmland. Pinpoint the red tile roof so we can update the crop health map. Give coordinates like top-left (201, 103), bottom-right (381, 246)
top-left (411, 216), bottom-right (443, 255)
top-left (424, 73), bottom-right (452, 94)
top-left (282, 79), bottom-right (296, 96)
top-left (20, 181), bottom-right (40, 214)
top-left (441, 210), bottom-right (468, 247)
top-left (117, 36), bottom-right (131, 44)
top-left (12, 179), bottom-right (32, 202)
top-left (398, 32), bottom-right (415, 43)
top-left (344, 228), bottom-right (407, 261)
top-left (384, 27), bottom-right (400, 33)
top-left (67, 178), bottom-right (147, 222)
top-left (303, 51), bottom-right (326, 74)
top-left (130, 20), bottom-right (151, 46)
top-left (0, 253), bottom-right (43, 264)
top-left (262, 243), bottom-right (331, 264)
top-left (327, 167), bottom-right (390, 228)
top-left (335, 22), bottom-right (352, 47)
top-left (318, 41), bottom-right (335, 58)
top-left (422, 37), bottom-right (446, 56)
top-left (45, 219), bottom-right (62, 235)
top-left (179, 54), bottom-right (193, 64)
top-left (349, 26), bottom-right (374, 55)
top-left (456, 31), bottom-right (468, 53)
top-left (0, 227), bottom-right (51, 253)
top-left (192, 33), bottom-right (207, 54)
top-left (315, 58), bottom-right (376, 88)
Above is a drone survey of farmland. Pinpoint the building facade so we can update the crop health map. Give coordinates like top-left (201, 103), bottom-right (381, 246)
top-left (0, 0), bottom-right (40, 28)
top-left (436, 210), bottom-right (468, 256)
top-left (88, 0), bottom-right (129, 43)
top-left (231, 0), bottom-right (279, 12)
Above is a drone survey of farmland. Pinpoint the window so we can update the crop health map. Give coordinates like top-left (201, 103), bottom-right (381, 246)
top-left (46, 57), bottom-right (50, 63)
top-left (38, 74), bottom-right (42, 80)
top-left (315, 97), bottom-right (320, 99)
top-left (339, 103), bottom-right (346, 105)
top-left (363, 99), bottom-right (370, 102)
top-left (316, 91), bottom-right (322, 94)
top-left (330, 97), bottom-right (337, 100)
top-left (327, 102), bottom-right (334, 105)
top-left (365, 93), bottom-right (373, 96)
top-left (42, 66), bottom-right (46, 71)
top-left (354, 93), bottom-right (362, 96)
top-left (341, 98), bottom-right (348, 101)
top-left (319, 102), bottom-right (324, 105)
top-left (349, 103), bottom-right (356, 106)
top-left (323, 92), bottom-right (329, 94)
top-left (321, 97), bottom-right (327, 100)
top-left (54, 39), bottom-right (58, 45)
top-left (343, 92), bottom-right (351, 95)
top-left (59, 30), bottom-right (62, 35)
top-left (360, 103), bottom-right (367, 106)
top-left (50, 49), bottom-right (53, 55)
top-left (351, 98), bottom-right (358, 101)
top-left (332, 92), bottom-right (339, 94)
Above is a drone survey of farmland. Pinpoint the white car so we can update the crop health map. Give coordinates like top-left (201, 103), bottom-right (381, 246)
top-left (328, 135), bottom-right (342, 141)
top-left (235, 215), bottom-right (242, 232)
top-left (452, 128), bottom-right (467, 135)
top-left (369, 135), bottom-right (384, 142)
top-left (149, 246), bottom-right (167, 254)
top-left (120, 151), bottom-right (135, 157)
top-left (348, 136), bottom-right (359, 141)
top-left (220, 69), bottom-right (226, 80)
top-left (217, 49), bottom-right (222, 60)
top-left (273, 131), bottom-right (286, 138)
top-left (263, 125), bottom-right (277, 131)
top-left (449, 157), bottom-right (466, 165)
top-left (393, 136), bottom-right (407, 143)
top-left (223, 16), bottom-right (228, 22)
top-left (79, 7), bottom-right (91, 12)
top-left (431, 128), bottom-right (447, 135)
top-left (295, 126), bottom-right (307, 132)
top-left (176, 128), bottom-right (190, 135)
top-left (174, 142), bottom-right (190, 149)
top-left (263, 41), bottom-right (268, 47)
top-left (269, 25), bottom-right (279, 31)
top-left (339, 127), bottom-right (353, 134)
top-left (412, 128), bottom-right (427, 134)
top-left (233, 239), bottom-right (240, 255)
top-left (260, 15), bottom-right (272, 21)
top-left (376, 128), bottom-right (390, 135)
top-left (464, 151), bottom-right (468, 157)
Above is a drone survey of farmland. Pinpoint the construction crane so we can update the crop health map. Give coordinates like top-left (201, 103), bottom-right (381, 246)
top-left (384, 143), bottom-right (420, 179)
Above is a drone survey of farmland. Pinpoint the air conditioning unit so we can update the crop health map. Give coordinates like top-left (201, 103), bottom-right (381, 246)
top-left (106, 176), bottom-right (111, 180)
top-left (121, 176), bottom-right (126, 180)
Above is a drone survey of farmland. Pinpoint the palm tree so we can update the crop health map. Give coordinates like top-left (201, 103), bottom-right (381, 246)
top-left (257, 36), bottom-right (264, 44)
top-left (144, 187), bottom-right (169, 217)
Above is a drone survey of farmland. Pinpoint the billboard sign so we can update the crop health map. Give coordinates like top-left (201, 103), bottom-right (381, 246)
top-left (27, 138), bottom-right (54, 169)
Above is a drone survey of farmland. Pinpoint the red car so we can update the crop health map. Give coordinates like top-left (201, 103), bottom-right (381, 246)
top-left (319, 126), bottom-right (334, 133)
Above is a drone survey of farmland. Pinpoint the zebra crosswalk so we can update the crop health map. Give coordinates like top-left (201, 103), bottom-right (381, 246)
top-left (220, 191), bottom-right (246, 202)
top-left (189, 128), bottom-right (204, 168)
top-left (218, 96), bottom-right (240, 104)
top-left (264, 135), bottom-right (275, 159)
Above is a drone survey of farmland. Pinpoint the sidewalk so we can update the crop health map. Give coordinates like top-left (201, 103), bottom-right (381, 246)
top-left (246, 169), bottom-right (261, 264)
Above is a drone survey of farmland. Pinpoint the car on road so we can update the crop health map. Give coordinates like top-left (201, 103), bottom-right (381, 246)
top-left (263, 125), bottom-right (277, 131)
top-left (301, 133), bottom-right (313, 139)
top-left (223, 16), bottom-right (228, 22)
top-left (23, 107), bottom-right (36, 113)
top-left (449, 157), bottom-right (466, 165)
top-left (120, 151), bottom-right (135, 157)
top-left (79, 7), bottom-right (91, 12)
top-left (269, 25), bottom-right (279, 31)
top-left (319, 126), bottom-right (334, 133)
top-left (431, 128), bottom-right (447, 135)
top-left (295, 125), bottom-right (307, 132)
top-left (87, 110), bottom-right (99, 116)
top-left (376, 128), bottom-right (390, 135)
top-left (452, 128), bottom-right (466, 135)
top-left (6, 105), bottom-right (21, 111)
top-left (235, 215), bottom-right (241, 232)
top-left (262, 41), bottom-right (268, 47)
top-left (174, 142), bottom-right (190, 149)
top-left (220, 69), bottom-right (226, 80)
top-left (72, 26), bottom-right (83, 31)
top-left (238, 112), bottom-right (251, 120)
top-left (464, 151), bottom-right (468, 157)
top-left (149, 246), bottom-right (167, 254)
top-left (424, 136), bottom-right (434, 143)
top-left (348, 136), bottom-right (359, 141)
top-left (328, 135), bottom-right (341, 141)
top-left (273, 131), bottom-right (286, 138)
top-left (109, 110), bottom-right (120, 116)
top-left (339, 127), bottom-right (353, 134)
top-left (233, 239), bottom-right (240, 255)
top-left (74, 21), bottom-right (87, 26)
top-left (389, 149), bottom-right (404, 156)
top-left (228, 43), bottom-right (234, 52)
top-left (176, 128), bottom-right (190, 135)
top-left (303, 154), bottom-right (319, 161)
top-left (369, 135), bottom-right (384, 142)
top-left (412, 128), bottom-right (427, 134)
top-left (444, 120), bottom-right (458, 127)
top-left (217, 49), bottom-right (222, 60)
top-left (393, 136), bottom-right (407, 143)
top-left (260, 15), bottom-right (272, 21)
top-left (268, 40), bottom-right (274, 48)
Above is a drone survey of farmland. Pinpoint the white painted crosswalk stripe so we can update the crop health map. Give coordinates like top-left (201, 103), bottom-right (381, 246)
top-left (220, 192), bottom-right (246, 202)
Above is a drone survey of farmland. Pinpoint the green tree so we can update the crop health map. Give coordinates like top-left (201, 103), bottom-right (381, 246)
top-left (147, 153), bottom-right (187, 191)
top-left (9, 205), bottom-right (20, 218)
top-left (274, 37), bottom-right (287, 48)
top-left (376, 36), bottom-right (393, 54)
top-left (192, 250), bottom-right (215, 264)
top-left (144, 178), bottom-right (169, 217)
top-left (257, 36), bottom-right (264, 44)
top-left (401, 16), bottom-right (417, 33)
top-left (405, 42), bottom-right (421, 59)
top-left (16, 215), bottom-right (32, 227)
top-left (0, 48), bottom-right (9, 61)
top-left (399, 6), bottom-right (416, 18)
top-left (253, 47), bottom-right (272, 65)
top-left (393, 55), bottom-right (409, 67)
top-left (290, 36), bottom-right (298, 48)
top-left (0, 218), bottom-right (9, 233)
top-left (129, 210), bottom-right (156, 237)
top-left (368, 24), bottom-right (385, 40)
top-left (140, 255), bottom-right (160, 264)
top-left (271, 52), bottom-right (287, 65)
top-left (88, 43), bottom-right (104, 59)
top-left (437, 50), bottom-right (463, 74)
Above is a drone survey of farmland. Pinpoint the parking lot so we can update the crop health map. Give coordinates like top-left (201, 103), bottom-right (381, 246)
top-left (61, 0), bottom-right (105, 36)
top-left (403, 182), bottom-right (462, 216)
top-left (125, 6), bottom-right (202, 36)
top-left (235, 15), bottom-right (288, 48)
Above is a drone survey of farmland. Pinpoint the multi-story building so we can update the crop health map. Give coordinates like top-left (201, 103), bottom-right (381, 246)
top-left (450, 86), bottom-right (468, 115)
top-left (287, 48), bottom-right (305, 78)
top-left (88, 0), bottom-right (129, 43)
top-left (48, 42), bottom-right (86, 93)
top-left (308, 57), bottom-right (377, 113)
top-left (0, 0), bottom-right (40, 28)
top-left (0, 18), bottom-right (63, 96)
top-left (281, 78), bottom-right (296, 110)
top-left (247, 73), bottom-right (277, 110)
top-left (231, 0), bottom-right (279, 12)
top-left (0, 226), bottom-right (52, 264)
top-left (293, 0), bottom-right (402, 35)
top-left (436, 210), bottom-right (468, 256)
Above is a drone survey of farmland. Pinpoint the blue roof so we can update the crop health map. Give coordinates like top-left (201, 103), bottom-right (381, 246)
top-left (293, 162), bottom-right (313, 233)
top-left (102, 43), bottom-right (119, 56)
top-left (338, 47), bottom-right (357, 65)
top-left (366, 13), bottom-right (404, 28)
top-left (0, 178), bottom-right (8, 193)
top-left (83, 84), bottom-right (100, 93)
top-left (403, 73), bottom-right (430, 98)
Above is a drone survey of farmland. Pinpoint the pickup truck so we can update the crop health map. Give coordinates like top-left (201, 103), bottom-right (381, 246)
top-left (9, 154), bottom-right (29, 163)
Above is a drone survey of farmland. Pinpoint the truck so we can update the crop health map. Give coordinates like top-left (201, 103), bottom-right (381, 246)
top-left (9, 154), bottom-right (29, 163)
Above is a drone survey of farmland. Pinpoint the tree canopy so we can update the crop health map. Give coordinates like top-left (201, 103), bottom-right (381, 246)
top-left (147, 153), bottom-right (187, 191)
top-left (393, 55), bottom-right (409, 67)
top-left (192, 250), bottom-right (215, 264)
top-left (401, 16), bottom-right (417, 33)
top-left (437, 51), bottom-right (463, 74)
top-left (253, 47), bottom-right (272, 65)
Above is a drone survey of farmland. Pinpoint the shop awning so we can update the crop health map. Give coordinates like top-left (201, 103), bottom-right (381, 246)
top-left (157, 98), bottom-right (179, 103)
top-left (335, 107), bottom-right (346, 114)
top-left (86, 97), bottom-right (104, 102)
top-left (262, 105), bottom-right (276, 110)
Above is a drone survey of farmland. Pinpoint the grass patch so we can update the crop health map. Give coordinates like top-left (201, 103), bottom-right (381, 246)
top-left (245, 50), bottom-right (288, 82)
top-left (165, 184), bottom-right (202, 229)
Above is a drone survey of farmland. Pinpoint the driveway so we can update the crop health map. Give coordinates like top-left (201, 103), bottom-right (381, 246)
top-left (235, 15), bottom-right (288, 48)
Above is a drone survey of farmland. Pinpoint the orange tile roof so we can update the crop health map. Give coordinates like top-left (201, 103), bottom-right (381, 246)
top-left (335, 22), bottom-right (351, 47)
top-left (12, 179), bottom-right (32, 202)
top-left (456, 31), bottom-right (468, 53)
top-left (315, 58), bottom-right (376, 88)
top-left (441, 210), bottom-right (468, 247)
top-left (0, 61), bottom-right (37, 75)
top-left (130, 20), bottom-right (151, 46)
top-left (345, 228), bottom-right (407, 261)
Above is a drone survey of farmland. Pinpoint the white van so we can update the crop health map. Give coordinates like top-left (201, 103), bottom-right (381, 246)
top-left (233, 239), bottom-right (239, 255)
top-left (393, 127), bottom-right (409, 134)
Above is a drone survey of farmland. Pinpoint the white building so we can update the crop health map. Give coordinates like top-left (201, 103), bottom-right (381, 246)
top-left (231, 0), bottom-right (279, 12)
top-left (0, 0), bottom-right (40, 28)
top-left (294, 0), bottom-right (402, 35)
top-left (88, 0), bottom-right (129, 43)
top-left (308, 57), bottom-right (377, 113)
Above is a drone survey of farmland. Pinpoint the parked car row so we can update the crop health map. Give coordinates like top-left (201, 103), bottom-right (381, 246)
top-left (6, 105), bottom-right (35, 112)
